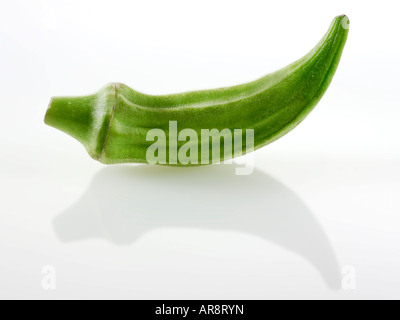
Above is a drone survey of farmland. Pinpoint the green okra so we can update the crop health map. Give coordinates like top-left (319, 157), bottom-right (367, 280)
top-left (45, 15), bottom-right (349, 165)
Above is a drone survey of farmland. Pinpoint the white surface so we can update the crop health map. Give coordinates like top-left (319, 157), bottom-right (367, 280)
top-left (1, 0), bottom-right (399, 300)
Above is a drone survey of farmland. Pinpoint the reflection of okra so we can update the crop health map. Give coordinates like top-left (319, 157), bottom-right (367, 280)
top-left (45, 15), bottom-right (349, 165)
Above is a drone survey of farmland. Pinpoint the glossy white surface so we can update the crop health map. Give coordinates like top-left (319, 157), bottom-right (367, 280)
top-left (1, 0), bottom-right (399, 299)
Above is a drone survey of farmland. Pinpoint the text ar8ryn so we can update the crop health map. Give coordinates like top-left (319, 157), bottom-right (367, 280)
top-left (155, 304), bottom-right (244, 317)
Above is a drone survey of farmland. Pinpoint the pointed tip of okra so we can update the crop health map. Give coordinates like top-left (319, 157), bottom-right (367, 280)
top-left (336, 14), bottom-right (350, 30)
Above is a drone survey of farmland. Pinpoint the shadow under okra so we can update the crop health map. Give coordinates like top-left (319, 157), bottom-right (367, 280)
top-left (53, 164), bottom-right (341, 289)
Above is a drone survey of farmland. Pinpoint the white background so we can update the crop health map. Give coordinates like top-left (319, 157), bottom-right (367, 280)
top-left (1, 0), bottom-right (399, 300)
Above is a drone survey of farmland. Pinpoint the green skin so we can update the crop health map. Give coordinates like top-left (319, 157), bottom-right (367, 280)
top-left (45, 15), bottom-right (349, 165)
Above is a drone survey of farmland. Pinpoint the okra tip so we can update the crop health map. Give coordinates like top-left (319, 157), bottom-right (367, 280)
top-left (337, 14), bottom-right (350, 29)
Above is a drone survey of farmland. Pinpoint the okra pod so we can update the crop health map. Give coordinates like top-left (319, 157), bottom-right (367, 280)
top-left (45, 15), bottom-right (349, 165)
